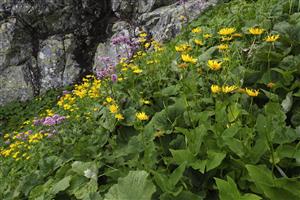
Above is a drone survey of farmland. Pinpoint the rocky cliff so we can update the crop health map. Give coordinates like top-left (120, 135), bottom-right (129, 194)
top-left (0, 0), bottom-right (218, 105)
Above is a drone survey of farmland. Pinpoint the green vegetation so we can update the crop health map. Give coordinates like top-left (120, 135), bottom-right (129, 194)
top-left (1, 0), bottom-right (300, 199)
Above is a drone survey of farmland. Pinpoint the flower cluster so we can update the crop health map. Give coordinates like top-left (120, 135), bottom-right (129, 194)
top-left (34, 114), bottom-right (66, 126)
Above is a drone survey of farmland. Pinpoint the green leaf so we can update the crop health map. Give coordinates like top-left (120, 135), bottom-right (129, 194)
top-left (170, 149), bottom-right (196, 165)
top-left (72, 161), bottom-right (98, 181)
top-left (246, 165), bottom-right (300, 200)
top-left (73, 180), bottom-right (99, 200)
top-left (227, 103), bottom-right (241, 123)
top-left (104, 171), bottom-right (156, 200)
top-left (50, 175), bottom-right (72, 195)
top-left (206, 151), bottom-right (226, 172)
top-left (215, 177), bottom-right (262, 200)
top-left (169, 163), bottom-right (186, 188)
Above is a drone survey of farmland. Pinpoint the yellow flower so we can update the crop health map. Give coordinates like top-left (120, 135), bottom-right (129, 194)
top-left (175, 44), bottom-right (192, 52)
top-left (133, 68), bottom-right (143, 74)
top-left (218, 27), bottom-right (236, 36)
top-left (222, 85), bottom-right (238, 93)
top-left (208, 60), bottom-right (222, 71)
top-left (109, 104), bottom-right (118, 113)
top-left (211, 85), bottom-right (221, 93)
top-left (204, 33), bottom-right (213, 39)
top-left (221, 36), bottom-right (233, 42)
top-left (115, 113), bottom-right (124, 120)
top-left (106, 97), bottom-right (114, 103)
top-left (140, 99), bottom-right (151, 105)
top-left (194, 39), bottom-right (203, 45)
top-left (192, 27), bottom-right (202, 33)
top-left (144, 43), bottom-right (150, 48)
top-left (136, 112), bottom-right (149, 121)
top-left (248, 27), bottom-right (265, 35)
top-left (139, 32), bottom-right (147, 37)
top-left (245, 88), bottom-right (259, 97)
top-left (179, 15), bottom-right (187, 21)
top-left (218, 44), bottom-right (229, 50)
top-left (264, 34), bottom-right (280, 42)
top-left (181, 54), bottom-right (197, 64)
top-left (139, 38), bottom-right (147, 43)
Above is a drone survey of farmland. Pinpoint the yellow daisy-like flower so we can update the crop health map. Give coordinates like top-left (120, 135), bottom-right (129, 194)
top-left (133, 69), bottom-right (143, 74)
top-left (144, 43), bottom-right (151, 48)
top-left (245, 88), bottom-right (259, 97)
top-left (248, 27), bottom-right (265, 35)
top-left (222, 85), bottom-right (238, 93)
top-left (221, 36), bottom-right (233, 42)
top-left (218, 27), bottom-right (236, 36)
top-left (115, 113), bottom-right (124, 120)
top-left (204, 33), bottom-right (213, 39)
top-left (218, 44), bottom-right (229, 50)
top-left (109, 104), bottom-right (118, 113)
top-left (175, 44), bottom-right (192, 52)
top-left (181, 54), bottom-right (197, 64)
top-left (194, 39), bottom-right (203, 45)
top-left (140, 99), bottom-right (151, 105)
top-left (211, 85), bottom-right (221, 93)
top-left (136, 112), bottom-right (149, 121)
top-left (139, 32), bottom-right (147, 37)
top-left (192, 27), bottom-right (202, 33)
top-left (264, 34), bottom-right (280, 42)
top-left (208, 60), bottom-right (222, 71)
top-left (106, 97), bottom-right (113, 103)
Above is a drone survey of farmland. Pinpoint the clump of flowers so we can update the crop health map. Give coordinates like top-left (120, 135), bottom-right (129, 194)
top-left (34, 114), bottom-right (66, 126)
top-left (175, 44), bottom-right (192, 52)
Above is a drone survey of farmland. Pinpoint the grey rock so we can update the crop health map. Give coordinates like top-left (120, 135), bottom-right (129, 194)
top-left (138, 0), bottom-right (218, 41)
top-left (0, 63), bottom-right (33, 105)
top-left (38, 34), bottom-right (80, 93)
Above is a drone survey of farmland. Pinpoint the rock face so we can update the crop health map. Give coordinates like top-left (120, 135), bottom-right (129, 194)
top-left (0, 0), bottom-right (217, 105)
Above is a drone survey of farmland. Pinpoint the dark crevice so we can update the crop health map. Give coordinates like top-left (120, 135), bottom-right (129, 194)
top-left (73, 0), bottom-right (114, 81)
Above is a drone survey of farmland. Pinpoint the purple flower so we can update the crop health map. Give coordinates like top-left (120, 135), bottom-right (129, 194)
top-left (111, 74), bottom-right (118, 82)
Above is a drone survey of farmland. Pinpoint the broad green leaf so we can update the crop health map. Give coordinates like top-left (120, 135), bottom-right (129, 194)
top-left (50, 175), bottom-right (72, 195)
top-left (227, 103), bottom-right (241, 123)
top-left (72, 161), bottom-right (98, 180)
top-left (160, 190), bottom-right (203, 200)
top-left (246, 165), bottom-right (300, 200)
top-left (169, 163), bottom-right (186, 188)
top-left (215, 177), bottom-right (241, 200)
top-left (104, 171), bottom-right (156, 200)
top-left (215, 177), bottom-right (262, 200)
top-left (73, 180), bottom-right (99, 200)
top-left (170, 149), bottom-right (196, 164)
top-left (206, 151), bottom-right (226, 172)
